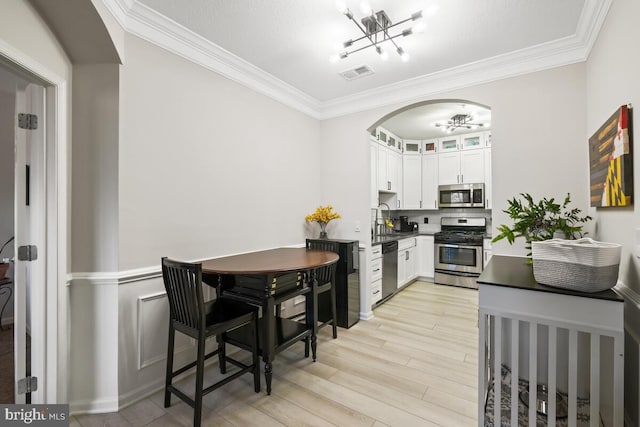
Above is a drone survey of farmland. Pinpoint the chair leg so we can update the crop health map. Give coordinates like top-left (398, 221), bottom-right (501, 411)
top-left (252, 313), bottom-right (261, 393)
top-left (218, 333), bottom-right (226, 374)
top-left (164, 322), bottom-right (175, 408)
top-left (311, 286), bottom-right (318, 362)
top-left (330, 284), bottom-right (338, 339)
top-left (194, 336), bottom-right (206, 427)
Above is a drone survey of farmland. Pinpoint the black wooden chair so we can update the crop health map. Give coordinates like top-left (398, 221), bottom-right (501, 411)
top-left (305, 240), bottom-right (339, 339)
top-left (161, 257), bottom-right (260, 427)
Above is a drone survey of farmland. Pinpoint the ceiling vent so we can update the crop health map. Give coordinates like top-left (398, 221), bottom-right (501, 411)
top-left (339, 65), bottom-right (374, 81)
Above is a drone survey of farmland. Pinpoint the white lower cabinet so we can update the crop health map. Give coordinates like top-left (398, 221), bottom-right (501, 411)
top-left (417, 235), bottom-right (435, 278)
top-left (397, 238), bottom-right (417, 288)
top-left (371, 246), bottom-right (383, 305)
top-left (483, 238), bottom-right (493, 268)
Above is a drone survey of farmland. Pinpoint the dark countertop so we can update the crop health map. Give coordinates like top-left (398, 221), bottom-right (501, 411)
top-left (372, 231), bottom-right (425, 245)
top-left (477, 255), bottom-right (623, 302)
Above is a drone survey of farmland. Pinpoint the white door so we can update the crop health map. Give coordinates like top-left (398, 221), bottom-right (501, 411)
top-left (421, 155), bottom-right (438, 209)
top-left (484, 148), bottom-right (492, 209)
top-left (402, 155), bottom-right (421, 209)
top-left (438, 151), bottom-right (460, 185)
top-left (14, 83), bottom-right (46, 404)
top-left (377, 145), bottom-right (389, 191)
top-left (460, 149), bottom-right (485, 183)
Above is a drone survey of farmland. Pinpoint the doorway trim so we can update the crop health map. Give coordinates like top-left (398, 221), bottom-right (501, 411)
top-left (367, 98), bottom-right (492, 134)
top-left (0, 38), bottom-right (69, 404)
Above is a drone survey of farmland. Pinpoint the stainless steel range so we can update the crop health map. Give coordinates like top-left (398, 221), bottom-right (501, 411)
top-left (434, 217), bottom-right (486, 289)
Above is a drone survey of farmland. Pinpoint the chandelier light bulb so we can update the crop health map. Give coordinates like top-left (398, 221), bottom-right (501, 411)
top-left (397, 47), bottom-right (410, 62)
top-left (329, 54), bottom-right (340, 63)
top-left (335, 0), bottom-right (348, 14)
top-left (376, 46), bottom-right (388, 60)
top-left (413, 21), bottom-right (427, 34)
top-left (360, 1), bottom-right (373, 16)
top-left (424, 4), bottom-right (438, 15)
top-left (411, 10), bottom-right (423, 20)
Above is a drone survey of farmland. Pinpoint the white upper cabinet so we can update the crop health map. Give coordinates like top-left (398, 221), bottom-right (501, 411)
top-left (421, 154), bottom-right (438, 209)
top-left (402, 155), bottom-right (422, 209)
top-left (403, 139), bottom-right (421, 155)
top-left (484, 147), bottom-right (492, 209)
top-left (388, 150), bottom-right (401, 194)
top-left (378, 145), bottom-right (389, 191)
top-left (437, 151), bottom-right (461, 185)
top-left (422, 138), bottom-right (438, 155)
top-left (484, 130), bottom-right (492, 147)
top-left (378, 146), bottom-right (401, 193)
top-left (460, 132), bottom-right (484, 150)
top-left (438, 149), bottom-right (485, 185)
top-left (370, 141), bottom-right (379, 208)
top-left (460, 149), bottom-right (485, 183)
top-left (376, 126), bottom-right (402, 153)
top-left (438, 135), bottom-right (460, 152)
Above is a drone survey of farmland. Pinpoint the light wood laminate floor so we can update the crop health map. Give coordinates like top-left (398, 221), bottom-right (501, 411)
top-left (72, 281), bottom-right (479, 427)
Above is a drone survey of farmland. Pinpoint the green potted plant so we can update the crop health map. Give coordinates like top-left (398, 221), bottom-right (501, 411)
top-left (492, 193), bottom-right (591, 259)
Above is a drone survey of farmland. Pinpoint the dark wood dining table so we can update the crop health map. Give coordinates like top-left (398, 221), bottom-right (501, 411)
top-left (200, 247), bottom-right (339, 394)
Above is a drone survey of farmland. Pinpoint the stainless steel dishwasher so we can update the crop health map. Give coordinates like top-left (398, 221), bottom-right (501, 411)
top-left (381, 240), bottom-right (398, 302)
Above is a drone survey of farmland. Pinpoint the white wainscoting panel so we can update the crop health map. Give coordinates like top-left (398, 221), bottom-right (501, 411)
top-left (137, 292), bottom-right (191, 370)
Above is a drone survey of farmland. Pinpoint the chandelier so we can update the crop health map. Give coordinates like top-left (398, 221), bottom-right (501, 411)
top-left (331, 3), bottom-right (426, 63)
top-left (435, 114), bottom-right (486, 133)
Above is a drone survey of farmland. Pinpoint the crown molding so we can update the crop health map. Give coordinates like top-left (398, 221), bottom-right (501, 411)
top-left (99, 0), bottom-right (611, 120)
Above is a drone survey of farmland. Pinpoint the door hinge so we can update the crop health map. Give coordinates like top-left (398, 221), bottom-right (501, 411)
top-left (18, 376), bottom-right (38, 394)
top-left (17, 245), bottom-right (38, 261)
top-left (18, 113), bottom-right (38, 130)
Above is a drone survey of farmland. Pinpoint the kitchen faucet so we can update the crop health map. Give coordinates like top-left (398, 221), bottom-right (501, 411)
top-left (377, 203), bottom-right (392, 235)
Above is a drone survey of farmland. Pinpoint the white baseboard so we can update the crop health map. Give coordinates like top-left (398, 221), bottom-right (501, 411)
top-left (359, 310), bottom-right (374, 321)
top-left (70, 396), bottom-right (119, 415)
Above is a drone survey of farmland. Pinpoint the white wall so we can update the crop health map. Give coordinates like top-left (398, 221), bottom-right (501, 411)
top-left (585, 0), bottom-right (640, 423)
top-left (115, 33), bottom-right (325, 403)
top-left (118, 34), bottom-right (323, 271)
top-left (71, 64), bottom-right (120, 272)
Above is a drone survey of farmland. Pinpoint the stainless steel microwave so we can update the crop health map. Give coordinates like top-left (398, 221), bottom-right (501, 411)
top-left (438, 183), bottom-right (485, 208)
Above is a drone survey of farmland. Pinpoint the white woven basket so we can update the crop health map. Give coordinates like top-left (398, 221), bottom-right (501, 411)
top-left (531, 238), bottom-right (621, 293)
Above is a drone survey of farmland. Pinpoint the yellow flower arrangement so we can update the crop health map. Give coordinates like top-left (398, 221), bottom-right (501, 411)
top-left (305, 205), bottom-right (341, 237)
top-left (305, 205), bottom-right (341, 223)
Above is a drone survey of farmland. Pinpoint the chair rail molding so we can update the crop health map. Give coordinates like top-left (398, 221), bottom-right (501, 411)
top-left (98, 0), bottom-right (611, 120)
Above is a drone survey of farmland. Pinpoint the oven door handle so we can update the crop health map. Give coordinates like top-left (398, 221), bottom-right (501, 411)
top-left (437, 243), bottom-right (481, 249)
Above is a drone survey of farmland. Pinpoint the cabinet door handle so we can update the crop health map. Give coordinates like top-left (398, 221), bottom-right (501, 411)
top-left (373, 289), bottom-right (380, 295)
top-left (457, 174), bottom-right (460, 184)
top-left (387, 181), bottom-right (391, 191)
top-left (461, 174), bottom-right (464, 183)
top-left (373, 268), bottom-right (381, 272)
top-left (419, 200), bottom-right (422, 208)
top-left (405, 251), bottom-right (409, 261)
top-left (397, 200), bottom-right (400, 208)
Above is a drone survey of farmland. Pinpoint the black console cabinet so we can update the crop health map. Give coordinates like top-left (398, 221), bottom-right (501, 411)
top-left (306, 239), bottom-right (360, 329)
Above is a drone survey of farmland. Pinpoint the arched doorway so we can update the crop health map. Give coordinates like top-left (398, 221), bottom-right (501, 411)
top-left (366, 99), bottom-right (491, 310)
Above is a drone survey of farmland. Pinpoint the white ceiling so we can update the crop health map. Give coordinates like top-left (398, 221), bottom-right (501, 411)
top-left (105, 0), bottom-right (610, 118)
top-left (382, 102), bottom-right (491, 140)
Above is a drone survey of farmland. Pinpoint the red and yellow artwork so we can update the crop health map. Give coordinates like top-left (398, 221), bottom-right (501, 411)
top-left (589, 105), bottom-right (633, 207)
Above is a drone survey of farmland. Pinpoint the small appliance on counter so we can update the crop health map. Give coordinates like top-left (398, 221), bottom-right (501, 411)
top-left (398, 216), bottom-right (418, 232)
